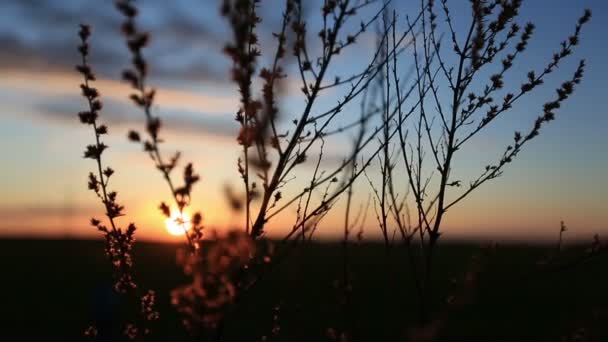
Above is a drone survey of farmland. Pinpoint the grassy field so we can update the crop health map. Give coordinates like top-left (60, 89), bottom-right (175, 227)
top-left (0, 238), bottom-right (605, 341)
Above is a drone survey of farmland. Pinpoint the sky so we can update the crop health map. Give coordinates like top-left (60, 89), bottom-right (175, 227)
top-left (0, 0), bottom-right (606, 243)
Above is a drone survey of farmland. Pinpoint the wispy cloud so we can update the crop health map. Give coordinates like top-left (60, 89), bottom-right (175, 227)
top-left (0, 0), bottom-right (228, 83)
top-left (0, 68), bottom-right (241, 139)
top-left (37, 94), bottom-right (238, 140)
top-left (0, 0), bottom-right (319, 85)
top-left (2, 70), bottom-right (237, 112)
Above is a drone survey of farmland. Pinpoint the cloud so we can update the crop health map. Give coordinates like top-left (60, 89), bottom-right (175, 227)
top-left (34, 94), bottom-right (238, 140)
top-left (1, 67), bottom-right (238, 111)
top-left (0, 70), bottom-right (240, 141)
top-left (0, 0), bottom-right (228, 84)
top-left (0, 0), bottom-right (334, 87)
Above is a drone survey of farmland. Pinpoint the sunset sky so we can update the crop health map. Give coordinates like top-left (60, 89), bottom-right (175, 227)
top-left (0, 0), bottom-right (606, 242)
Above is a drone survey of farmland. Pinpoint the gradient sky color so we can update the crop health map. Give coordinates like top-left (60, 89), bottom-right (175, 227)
top-left (0, 0), bottom-right (606, 242)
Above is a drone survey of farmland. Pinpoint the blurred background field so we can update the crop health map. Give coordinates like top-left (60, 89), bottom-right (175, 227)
top-left (0, 239), bottom-right (605, 341)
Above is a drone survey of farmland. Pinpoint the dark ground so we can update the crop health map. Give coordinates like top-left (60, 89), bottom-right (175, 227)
top-left (0, 238), bottom-right (606, 341)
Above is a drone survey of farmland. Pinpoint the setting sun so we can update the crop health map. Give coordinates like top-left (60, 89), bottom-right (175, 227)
top-left (165, 211), bottom-right (191, 236)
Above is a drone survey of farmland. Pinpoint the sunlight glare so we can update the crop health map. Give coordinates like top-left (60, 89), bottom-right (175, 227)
top-left (165, 210), bottom-right (191, 236)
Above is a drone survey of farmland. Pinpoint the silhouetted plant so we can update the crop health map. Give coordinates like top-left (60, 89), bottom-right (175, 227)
top-left (116, 0), bottom-right (204, 251)
top-left (171, 230), bottom-right (256, 331)
top-left (71, 1), bottom-right (604, 341)
top-left (366, 0), bottom-right (592, 327)
top-left (109, 0), bottom-right (408, 337)
top-left (76, 23), bottom-right (158, 341)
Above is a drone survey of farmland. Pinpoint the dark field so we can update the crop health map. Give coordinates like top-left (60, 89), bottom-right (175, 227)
top-left (1, 239), bottom-right (606, 341)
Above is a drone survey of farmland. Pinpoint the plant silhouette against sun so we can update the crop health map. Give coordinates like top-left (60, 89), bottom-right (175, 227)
top-left (76, 23), bottom-right (159, 341)
top-left (364, 0), bottom-right (592, 329)
top-left (72, 0), bottom-right (602, 341)
top-left (109, 0), bottom-right (415, 337)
